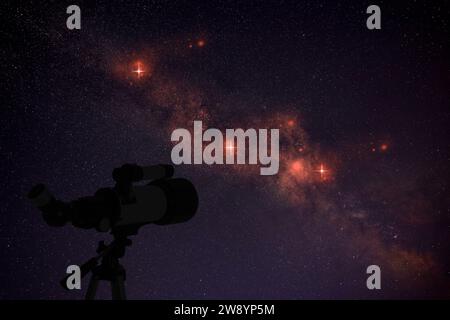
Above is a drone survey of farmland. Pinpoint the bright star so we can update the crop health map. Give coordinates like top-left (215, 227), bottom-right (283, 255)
top-left (132, 62), bottom-right (145, 78)
top-left (314, 163), bottom-right (329, 181)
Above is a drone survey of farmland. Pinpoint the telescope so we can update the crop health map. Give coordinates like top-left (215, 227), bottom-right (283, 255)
top-left (28, 163), bottom-right (198, 234)
top-left (28, 164), bottom-right (198, 299)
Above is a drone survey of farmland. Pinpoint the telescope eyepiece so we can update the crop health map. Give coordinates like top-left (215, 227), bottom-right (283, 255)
top-left (28, 184), bottom-right (53, 208)
top-left (28, 184), bottom-right (68, 227)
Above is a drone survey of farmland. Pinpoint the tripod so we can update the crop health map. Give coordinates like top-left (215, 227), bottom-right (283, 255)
top-left (63, 233), bottom-right (132, 300)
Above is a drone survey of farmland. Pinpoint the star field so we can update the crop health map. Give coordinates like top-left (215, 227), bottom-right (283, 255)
top-left (1, 0), bottom-right (450, 299)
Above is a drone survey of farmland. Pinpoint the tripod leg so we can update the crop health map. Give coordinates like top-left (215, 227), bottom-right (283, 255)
top-left (111, 275), bottom-right (126, 300)
top-left (85, 274), bottom-right (100, 300)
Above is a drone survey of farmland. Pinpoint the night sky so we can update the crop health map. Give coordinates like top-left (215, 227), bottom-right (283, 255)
top-left (1, 0), bottom-right (450, 299)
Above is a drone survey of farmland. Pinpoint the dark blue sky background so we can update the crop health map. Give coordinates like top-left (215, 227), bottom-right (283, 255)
top-left (1, 0), bottom-right (449, 299)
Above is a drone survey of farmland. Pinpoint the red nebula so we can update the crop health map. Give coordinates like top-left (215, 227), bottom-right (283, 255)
top-left (290, 160), bottom-right (303, 174)
top-left (197, 39), bottom-right (206, 47)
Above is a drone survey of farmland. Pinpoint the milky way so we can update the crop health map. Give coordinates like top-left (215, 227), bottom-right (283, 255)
top-left (2, 1), bottom-right (450, 299)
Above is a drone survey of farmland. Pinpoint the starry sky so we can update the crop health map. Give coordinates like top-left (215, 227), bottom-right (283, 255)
top-left (1, 0), bottom-right (450, 299)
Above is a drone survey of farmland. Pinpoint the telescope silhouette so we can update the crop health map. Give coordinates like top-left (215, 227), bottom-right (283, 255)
top-left (28, 163), bottom-right (199, 299)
